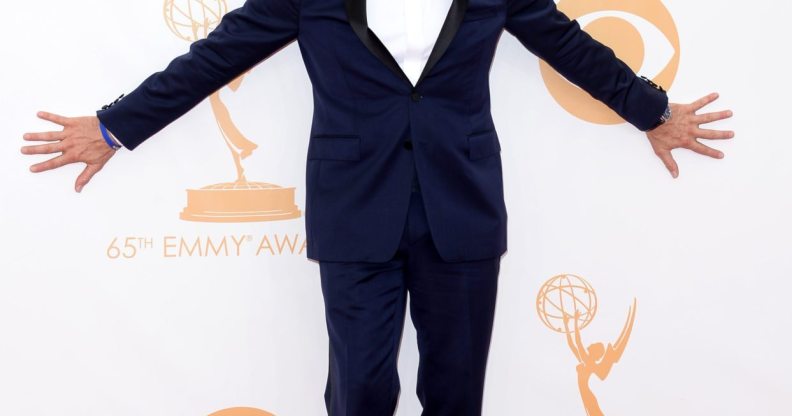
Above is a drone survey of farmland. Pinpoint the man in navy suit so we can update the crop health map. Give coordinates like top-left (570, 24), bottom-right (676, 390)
top-left (22, 0), bottom-right (733, 414)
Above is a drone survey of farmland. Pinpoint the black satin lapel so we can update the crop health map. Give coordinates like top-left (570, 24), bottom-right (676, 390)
top-left (345, 0), bottom-right (413, 87)
top-left (415, 0), bottom-right (469, 86)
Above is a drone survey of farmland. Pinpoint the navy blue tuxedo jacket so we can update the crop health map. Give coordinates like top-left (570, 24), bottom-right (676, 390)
top-left (96, 0), bottom-right (668, 263)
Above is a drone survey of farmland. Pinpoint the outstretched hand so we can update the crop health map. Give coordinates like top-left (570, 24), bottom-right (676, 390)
top-left (646, 93), bottom-right (734, 178)
top-left (21, 112), bottom-right (116, 192)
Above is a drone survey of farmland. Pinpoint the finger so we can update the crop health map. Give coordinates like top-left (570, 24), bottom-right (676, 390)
top-left (656, 150), bottom-right (679, 178)
top-left (696, 128), bottom-right (735, 140)
top-left (21, 142), bottom-right (63, 155)
top-left (36, 111), bottom-right (71, 126)
top-left (22, 130), bottom-right (65, 142)
top-left (75, 164), bottom-right (102, 193)
top-left (691, 93), bottom-right (720, 112)
top-left (29, 154), bottom-right (73, 173)
top-left (686, 140), bottom-right (724, 159)
top-left (695, 110), bottom-right (733, 125)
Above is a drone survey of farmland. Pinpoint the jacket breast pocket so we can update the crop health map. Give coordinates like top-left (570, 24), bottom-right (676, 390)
top-left (467, 130), bottom-right (501, 160)
top-left (307, 135), bottom-right (361, 161)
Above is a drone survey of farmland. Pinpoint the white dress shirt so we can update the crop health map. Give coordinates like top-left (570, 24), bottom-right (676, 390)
top-left (367, 0), bottom-right (454, 86)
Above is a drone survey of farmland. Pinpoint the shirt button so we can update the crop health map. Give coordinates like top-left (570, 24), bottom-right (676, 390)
top-left (403, 140), bottom-right (413, 150)
top-left (410, 91), bottom-right (422, 102)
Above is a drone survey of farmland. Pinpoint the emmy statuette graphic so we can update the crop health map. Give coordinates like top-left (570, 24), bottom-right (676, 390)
top-left (537, 274), bottom-right (637, 416)
top-left (163, 0), bottom-right (301, 223)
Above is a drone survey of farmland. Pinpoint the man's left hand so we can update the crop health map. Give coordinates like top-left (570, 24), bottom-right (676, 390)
top-left (646, 92), bottom-right (734, 178)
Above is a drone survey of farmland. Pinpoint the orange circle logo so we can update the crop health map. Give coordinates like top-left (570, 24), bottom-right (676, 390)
top-left (208, 407), bottom-right (275, 416)
top-left (539, 0), bottom-right (680, 125)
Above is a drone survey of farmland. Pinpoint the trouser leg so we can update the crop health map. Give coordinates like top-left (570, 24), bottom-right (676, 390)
top-left (319, 161), bottom-right (420, 416)
top-left (403, 189), bottom-right (501, 416)
top-left (320, 257), bottom-right (408, 416)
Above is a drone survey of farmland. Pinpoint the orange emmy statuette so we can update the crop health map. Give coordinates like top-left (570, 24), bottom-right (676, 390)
top-left (163, 0), bottom-right (301, 223)
top-left (537, 274), bottom-right (637, 416)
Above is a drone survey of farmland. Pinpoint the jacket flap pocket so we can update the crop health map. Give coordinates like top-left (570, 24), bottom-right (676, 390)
top-left (467, 130), bottom-right (501, 160)
top-left (308, 135), bottom-right (361, 161)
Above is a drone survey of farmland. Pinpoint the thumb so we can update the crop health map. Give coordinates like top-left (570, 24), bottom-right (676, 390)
top-left (656, 150), bottom-right (679, 179)
top-left (75, 164), bottom-right (102, 193)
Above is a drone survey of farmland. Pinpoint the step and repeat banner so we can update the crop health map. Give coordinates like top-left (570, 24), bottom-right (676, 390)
top-left (1, 0), bottom-right (788, 415)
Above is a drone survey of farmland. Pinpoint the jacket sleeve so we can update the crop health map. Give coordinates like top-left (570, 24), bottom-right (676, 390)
top-left (96, 0), bottom-right (300, 150)
top-left (504, 0), bottom-right (667, 131)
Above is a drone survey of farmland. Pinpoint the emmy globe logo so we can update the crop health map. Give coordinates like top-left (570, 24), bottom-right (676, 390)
top-left (541, 0), bottom-right (680, 125)
top-left (536, 274), bottom-right (637, 416)
top-left (208, 407), bottom-right (275, 416)
top-left (163, 0), bottom-right (301, 223)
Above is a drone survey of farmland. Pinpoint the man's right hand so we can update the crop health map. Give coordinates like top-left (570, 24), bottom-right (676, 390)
top-left (21, 112), bottom-right (117, 193)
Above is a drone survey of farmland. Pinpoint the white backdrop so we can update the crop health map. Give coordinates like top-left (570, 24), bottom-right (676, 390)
top-left (1, 1), bottom-right (789, 415)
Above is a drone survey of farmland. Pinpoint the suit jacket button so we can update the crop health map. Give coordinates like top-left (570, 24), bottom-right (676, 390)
top-left (403, 140), bottom-right (413, 150)
top-left (410, 91), bottom-right (422, 102)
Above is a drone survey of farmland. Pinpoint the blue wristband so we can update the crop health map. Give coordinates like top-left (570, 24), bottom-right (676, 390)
top-left (99, 121), bottom-right (121, 150)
